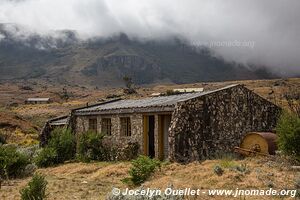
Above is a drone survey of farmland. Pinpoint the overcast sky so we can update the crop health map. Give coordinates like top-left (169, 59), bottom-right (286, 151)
top-left (0, 0), bottom-right (299, 75)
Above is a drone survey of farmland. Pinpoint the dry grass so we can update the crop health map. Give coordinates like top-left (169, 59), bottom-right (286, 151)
top-left (0, 157), bottom-right (298, 200)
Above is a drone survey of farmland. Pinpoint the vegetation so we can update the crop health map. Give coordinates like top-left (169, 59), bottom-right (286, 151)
top-left (77, 131), bottom-right (107, 162)
top-left (123, 76), bottom-right (137, 94)
top-left (47, 128), bottom-right (76, 163)
top-left (0, 145), bottom-right (30, 179)
top-left (20, 174), bottom-right (47, 200)
top-left (213, 165), bottom-right (224, 176)
top-left (276, 112), bottom-right (300, 160)
top-left (34, 147), bottom-right (58, 168)
top-left (123, 155), bottom-right (161, 185)
top-left (234, 163), bottom-right (250, 174)
top-left (35, 128), bottom-right (75, 167)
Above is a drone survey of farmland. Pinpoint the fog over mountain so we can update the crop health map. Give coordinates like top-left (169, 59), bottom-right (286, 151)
top-left (0, 0), bottom-right (299, 76)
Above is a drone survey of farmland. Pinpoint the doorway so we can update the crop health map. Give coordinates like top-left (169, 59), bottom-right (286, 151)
top-left (143, 115), bottom-right (155, 158)
top-left (148, 116), bottom-right (155, 158)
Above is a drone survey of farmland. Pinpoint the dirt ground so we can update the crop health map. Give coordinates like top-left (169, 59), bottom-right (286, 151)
top-left (0, 157), bottom-right (298, 200)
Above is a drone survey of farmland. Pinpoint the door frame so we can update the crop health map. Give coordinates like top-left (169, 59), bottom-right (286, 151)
top-left (143, 115), bottom-right (155, 157)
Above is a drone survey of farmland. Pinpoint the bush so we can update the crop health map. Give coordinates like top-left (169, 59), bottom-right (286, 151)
top-left (0, 145), bottom-right (30, 179)
top-left (34, 147), bottom-right (58, 168)
top-left (124, 155), bottom-right (161, 185)
top-left (77, 131), bottom-right (105, 162)
top-left (276, 112), bottom-right (300, 160)
top-left (48, 128), bottom-right (76, 163)
top-left (17, 145), bottom-right (39, 162)
top-left (20, 173), bottom-right (47, 200)
top-left (234, 163), bottom-right (250, 174)
top-left (213, 165), bottom-right (224, 176)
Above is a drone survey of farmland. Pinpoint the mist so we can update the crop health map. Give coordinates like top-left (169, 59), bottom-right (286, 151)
top-left (0, 0), bottom-right (299, 75)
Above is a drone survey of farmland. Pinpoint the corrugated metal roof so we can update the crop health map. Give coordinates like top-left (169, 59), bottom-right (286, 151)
top-left (49, 117), bottom-right (69, 126)
top-left (26, 98), bottom-right (50, 101)
top-left (75, 84), bottom-right (239, 113)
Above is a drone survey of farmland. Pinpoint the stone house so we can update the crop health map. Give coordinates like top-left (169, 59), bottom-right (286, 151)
top-left (65, 84), bottom-right (280, 162)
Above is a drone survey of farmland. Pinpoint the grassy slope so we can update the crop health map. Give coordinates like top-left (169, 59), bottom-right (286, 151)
top-left (0, 157), bottom-right (297, 200)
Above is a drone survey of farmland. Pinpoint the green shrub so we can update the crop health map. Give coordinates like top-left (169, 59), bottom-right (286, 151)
top-left (77, 131), bottom-right (105, 162)
top-left (234, 163), bottom-right (250, 174)
top-left (48, 128), bottom-right (76, 163)
top-left (34, 147), bottom-right (58, 168)
top-left (276, 112), bottom-right (300, 160)
top-left (124, 155), bottom-right (161, 185)
top-left (219, 159), bottom-right (236, 168)
top-left (20, 173), bottom-right (47, 200)
top-left (213, 165), bottom-right (224, 176)
top-left (0, 145), bottom-right (30, 179)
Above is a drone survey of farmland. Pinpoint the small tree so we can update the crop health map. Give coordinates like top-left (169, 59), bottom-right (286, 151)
top-left (123, 76), bottom-right (137, 94)
top-left (276, 112), bottom-right (300, 160)
top-left (20, 174), bottom-right (47, 200)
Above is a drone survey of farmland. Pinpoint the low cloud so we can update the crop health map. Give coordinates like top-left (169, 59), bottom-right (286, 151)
top-left (0, 0), bottom-right (299, 75)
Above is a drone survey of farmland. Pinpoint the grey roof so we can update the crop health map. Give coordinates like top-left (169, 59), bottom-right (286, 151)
top-left (49, 117), bottom-right (69, 126)
top-left (75, 84), bottom-right (239, 114)
top-left (26, 98), bottom-right (50, 101)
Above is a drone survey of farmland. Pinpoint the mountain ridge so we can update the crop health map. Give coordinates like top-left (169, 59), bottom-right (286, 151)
top-left (0, 25), bottom-right (277, 87)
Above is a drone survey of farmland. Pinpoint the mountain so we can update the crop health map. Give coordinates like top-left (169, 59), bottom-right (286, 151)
top-left (0, 24), bottom-right (276, 87)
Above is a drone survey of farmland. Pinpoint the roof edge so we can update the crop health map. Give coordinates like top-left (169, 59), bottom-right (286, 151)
top-left (72, 98), bottom-right (122, 113)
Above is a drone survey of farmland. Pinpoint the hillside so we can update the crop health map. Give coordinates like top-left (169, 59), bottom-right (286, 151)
top-left (0, 78), bottom-right (299, 147)
top-left (0, 24), bottom-right (276, 87)
top-left (1, 157), bottom-right (298, 199)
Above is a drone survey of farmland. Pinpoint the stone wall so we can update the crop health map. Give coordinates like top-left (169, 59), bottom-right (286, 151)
top-left (74, 113), bottom-right (144, 153)
top-left (169, 85), bottom-right (281, 162)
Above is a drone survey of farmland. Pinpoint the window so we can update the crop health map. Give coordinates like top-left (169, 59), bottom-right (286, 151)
top-left (120, 117), bottom-right (131, 136)
top-left (88, 118), bottom-right (97, 132)
top-left (102, 118), bottom-right (112, 135)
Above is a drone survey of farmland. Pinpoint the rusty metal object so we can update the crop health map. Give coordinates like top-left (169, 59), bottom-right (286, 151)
top-left (235, 132), bottom-right (277, 156)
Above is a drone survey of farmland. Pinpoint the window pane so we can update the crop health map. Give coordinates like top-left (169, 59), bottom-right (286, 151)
top-left (102, 118), bottom-right (111, 135)
top-left (120, 117), bottom-right (131, 136)
top-left (88, 118), bottom-right (97, 132)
